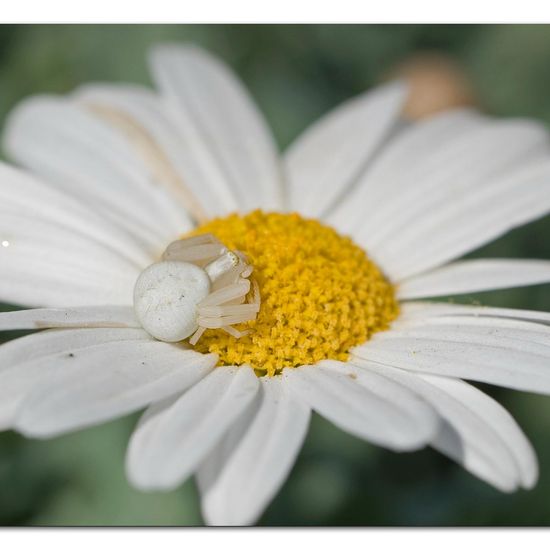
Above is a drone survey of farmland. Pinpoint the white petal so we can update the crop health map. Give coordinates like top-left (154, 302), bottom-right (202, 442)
top-left (0, 163), bottom-right (145, 307)
top-left (374, 146), bottom-right (550, 281)
top-left (0, 214), bottom-right (139, 307)
top-left (3, 96), bottom-right (191, 250)
top-left (0, 306), bottom-right (139, 331)
top-left (284, 360), bottom-right (438, 451)
top-left (149, 44), bottom-right (284, 214)
top-left (14, 342), bottom-right (216, 437)
top-left (395, 309), bottom-right (550, 335)
top-left (397, 259), bottom-right (550, 299)
top-left (0, 327), bottom-right (150, 430)
top-left (353, 315), bottom-right (550, 394)
top-left (126, 366), bottom-right (259, 491)
top-left (0, 274), bottom-right (132, 309)
top-left (328, 112), bottom-right (550, 281)
top-left (328, 108), bottom-right (484, 235)
top-left (425, 376), bottom-right (538, 491)
top-left (0, 161), bottom-right (152, 268)
top-left (0, 328), bottom-right (149, 372)
top-left (353, 360), bottom-right (537, 491)
top-left (74, 83), bottom-right (226, 223)
top-left (197, 375), bottom-right (310, 526)
top-left (363, 117), bottom-right (548, 247)
top-left (400, 301), bottom-right (550, 326)
top-left (284, 81), bottom-right (406, 217)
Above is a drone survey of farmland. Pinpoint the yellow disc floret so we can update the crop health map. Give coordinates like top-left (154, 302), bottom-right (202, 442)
top-left (190, 211), bottom-right (398, 376)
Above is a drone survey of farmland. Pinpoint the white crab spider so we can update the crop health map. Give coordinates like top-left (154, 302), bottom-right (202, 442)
top-left (133, 234), bottom-right (260, 345)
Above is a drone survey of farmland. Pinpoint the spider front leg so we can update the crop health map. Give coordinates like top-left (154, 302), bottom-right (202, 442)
top-left (189, 279), bottom-right (260, 344)
top-left (162, 233), bottom-right (227, 266)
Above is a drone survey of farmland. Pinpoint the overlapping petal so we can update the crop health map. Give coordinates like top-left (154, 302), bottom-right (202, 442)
top-left (400, 301), bottom-right (550, 325)
top-left (284, 360), bottom-right (438, 451)
top-left (324, 112), bottom-right (550, 281)
top-left (126, 366), bottom-right (259, 491)
top-left (149, 44), bottom-right (284, 215)
top-left (197, 375), bottom-right (310, 526)
top-left (73, 84), bottom-right (218, 223)
top-left (0, 163), bottom-right (148, 307)
top-left (0, 306), bottom-right (139, 330)
top-left (353, 314), bottom-right (550, 393)
top-left (13, 341), bottom-right (216, 437)
top-left (397, 259), bottom-right (550, 299)
top-left (3, 97), bottom-right (191, 252)
top-left (353, 360), bottom-right (537, 491)
top-left (0, 327), bottom-right (150, 429)
top-left (284, 81), bottom-right (407, 217)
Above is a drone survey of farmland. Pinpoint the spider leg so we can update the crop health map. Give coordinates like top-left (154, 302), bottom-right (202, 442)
top-left (185, 247), bottom-right (260, 344)
top-left (162, 234), bottom-right (226, 265)
top-left (188, 326), bottom-right (207, 346)
top-left (198, 311), bottom-right (258, 329)
top-left (198, 279), bottom-right (251, 307)
top-left (175, 233), bottom-right (220, 248)
top-left (199, 303), bottom-right (260, 317)
top-left (221, 326), bottom-right (252, 338)
top-left (211, 262), bottom-right (249, 290)
top-left (189, 324), bottom-right (251, 345)
top-left (223, 277), bottom-right (259, 305)
top-left (247, 278), bottom-right (261, 308)
top-left (195, 280), bottom-right (257, 334)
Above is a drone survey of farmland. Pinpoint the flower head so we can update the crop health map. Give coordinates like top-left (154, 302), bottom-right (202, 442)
top-left (2, 44), bottom-right (550, 525)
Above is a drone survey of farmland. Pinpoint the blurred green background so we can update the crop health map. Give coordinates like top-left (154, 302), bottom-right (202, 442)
top-left (1, 24), bottom-right (550, 526)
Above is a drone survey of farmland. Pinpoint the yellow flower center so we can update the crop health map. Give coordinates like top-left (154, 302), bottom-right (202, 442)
top-left (190, 211), bottom-right (398, 376)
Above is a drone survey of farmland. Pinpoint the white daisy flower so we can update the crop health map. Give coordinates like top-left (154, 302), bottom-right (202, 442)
top-left (1, 43), bottom-right (550, 526)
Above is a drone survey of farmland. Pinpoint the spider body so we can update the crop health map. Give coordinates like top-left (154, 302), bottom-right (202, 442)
top-left (133, 234), bottom-right (260, 344)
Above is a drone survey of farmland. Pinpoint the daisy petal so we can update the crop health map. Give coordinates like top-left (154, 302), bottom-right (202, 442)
top-left (0, 328), bottom-right (149, 371)
top-left (0, 161), bottom-right (152, 268)
top-left (14, 342), bottom-right (216, 437)
top-left (354, 316), bottom-right (550, 394)
top-left (400, 301), bottom-right (550, 325)
top-left (0, 306), bottom-right (138, 331)
top-left (0, 327), bottom-right (150, 430)
top-left (372, 146), bottom-right (550, 281)
top-left (363, 118), bottom-right (549, 245)
top-left (126, 366), bottom-right (259, 491)
top-left (284, 81), bottom-right (406, 217)
top-left (3, 96), bottom-right (191, 250)
top-left (284, 360), bottom-right (438, 451)
top-left (328, 108), bottom-right (484, 236)
top-left (0, 163), bottom-right (145, 307)
top-left (354, 360), bottom-right (537, 491)
top-left (197, 375), bottom-right (310, 526)
top-left (391, 313), bottom-right (550, 339)
top-left (397, 259), bottom-right (550, 299)
top-left (149, 44), bottom-right (284, 214)
top-left (74, 84), bottom-right (226, 223)
top-left (328, 113), bottom-right (550, 281)
top-left (0, 219), bottom-right (139, 307)
top-left (425, 376), bottom-right (538, 491)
